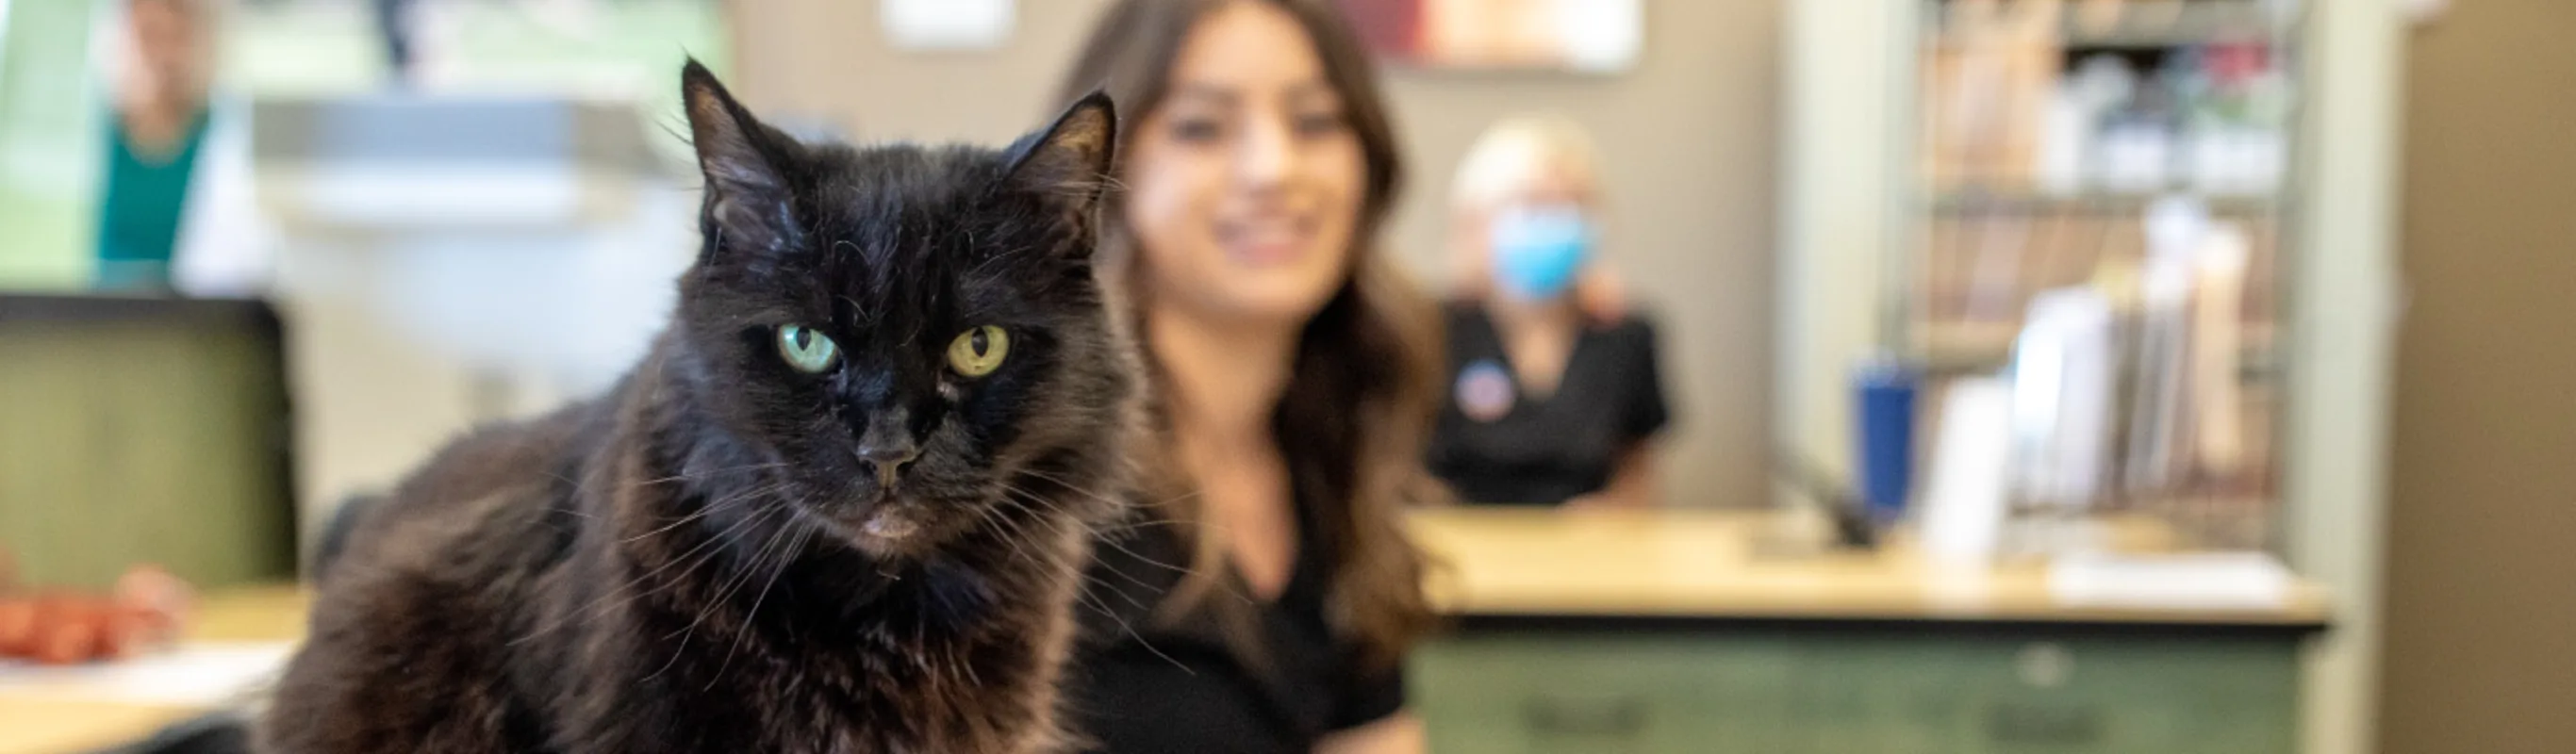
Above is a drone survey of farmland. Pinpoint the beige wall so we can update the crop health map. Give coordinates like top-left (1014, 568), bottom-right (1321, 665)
top-left (2379, 0), bottom-right (2576, 751)
top-left (728, 0), bottom-right (1780, 506)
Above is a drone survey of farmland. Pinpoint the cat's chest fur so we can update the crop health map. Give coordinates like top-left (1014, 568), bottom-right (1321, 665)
top-left (263, 405), bottom-right (1098, 754)
top-left (559, 503), bottom-right (1090, 753)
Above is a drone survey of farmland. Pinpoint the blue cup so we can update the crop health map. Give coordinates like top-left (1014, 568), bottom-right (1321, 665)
top-left (1853, 359), bottom-right (1919, 522)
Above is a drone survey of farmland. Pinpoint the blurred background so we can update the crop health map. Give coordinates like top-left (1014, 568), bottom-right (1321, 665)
top-left (0, 0), bottom-right (2568, 752)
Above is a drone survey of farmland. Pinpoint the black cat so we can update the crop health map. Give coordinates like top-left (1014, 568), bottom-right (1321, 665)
top-left (261, 61), bottom-right (1136, 754)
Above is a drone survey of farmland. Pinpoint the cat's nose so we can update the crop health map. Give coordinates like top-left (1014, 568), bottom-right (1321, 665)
top-left (855, 442), bottom-right (920, 489)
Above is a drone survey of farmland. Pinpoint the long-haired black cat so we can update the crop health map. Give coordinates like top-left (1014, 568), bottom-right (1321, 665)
top-left (261, 62), bottom-right (1136, 754)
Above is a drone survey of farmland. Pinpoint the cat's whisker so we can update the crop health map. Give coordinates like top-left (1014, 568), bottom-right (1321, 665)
top-left (518, 512), bottom-right (752, 646)
top-left (1010, 466), bottom-right (1202, 516)
top-left (1064, 575), bottom-right (1194, 677)
top-left (965, 500), bottom-right (1036, 567)
top-left (651, 114), bottom-right (689, 149)
top-left (997, 484), bottom-right (1177, 604)
top-left (512, 485), bottom-right (790, 646)
top-left (643, 622), bottom-right (698, 682)
top-left (613, 475), bottom-right (792, 546)
top-left (979, 500), bottom-right (1063, 589)
top-left (993, 482), bottom-right (1110, 531)
top-left (999, 479), bottom-right (1260, 612)
top-left (709, 522), bottom-right (810, 691)
top-left (1009, 486), bottom-right (1200, 576)
top-left (641, 461), bottom-right (794, 488)
top-left (615, 484), bottom-right (785, 576)
top-left (995, 482), bottom-right (1082, 523)
top-left (643, 501), bottom-right (793, 682)
top-left (549, 460), bottom-right (790, 504)
top-left (1054, 542), bottom-right (1153, 615)
top-left (548, 500), bottom-right (603, 521)
top-left (685, 505), bottom-right (804, 635)
top-left (996, 504), bottom-right (1058, 572)
top-left (615, 506), bottom-right (723, 546)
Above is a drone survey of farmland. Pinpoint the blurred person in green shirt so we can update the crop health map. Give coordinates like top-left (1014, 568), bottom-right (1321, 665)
top-left (95, 0), bottom-right (268, 295)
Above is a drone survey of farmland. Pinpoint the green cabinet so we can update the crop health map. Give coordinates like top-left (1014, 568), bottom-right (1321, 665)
top-left (1415, 634), bottom-right (1798, 753)
top-left (0, 298), bottom-right (297, 589)
top-left (1415, 628), bottom-right (2302, 754)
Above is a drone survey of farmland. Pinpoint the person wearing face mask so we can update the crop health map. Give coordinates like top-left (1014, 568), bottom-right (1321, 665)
top-left (1427, 115), bottom-right (1672, 508)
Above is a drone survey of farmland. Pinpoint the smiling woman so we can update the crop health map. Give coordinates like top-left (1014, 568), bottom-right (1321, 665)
top-left (1050, 2), bottom-right (1441, 753)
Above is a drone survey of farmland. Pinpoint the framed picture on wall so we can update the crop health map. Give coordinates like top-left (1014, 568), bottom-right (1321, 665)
top-left (1337, 0), bottom-right (1643, 73)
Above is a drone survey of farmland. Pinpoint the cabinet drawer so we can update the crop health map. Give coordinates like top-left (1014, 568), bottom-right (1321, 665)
top-left (1788, 636), bottom-right (2301, 754)
top-left (1414, 634), bottom-right (1797, 754)
top-left (1414, 631), bottom-right (2302, 754)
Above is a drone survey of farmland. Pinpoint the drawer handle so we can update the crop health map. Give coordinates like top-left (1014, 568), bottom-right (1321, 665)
top-left (1984, 702), bottom-right (2105, 745)
top-left (1521, 695), bottom-right (1648, 737)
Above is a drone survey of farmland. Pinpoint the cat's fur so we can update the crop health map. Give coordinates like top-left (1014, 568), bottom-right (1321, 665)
top-left (261, 62), bottom-right (1136, 754)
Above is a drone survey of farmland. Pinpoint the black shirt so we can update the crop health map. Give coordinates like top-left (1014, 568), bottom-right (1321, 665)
top-left (1062, 495), bottom-right (1404, 753)
top-left (1428, 303), bottom-right (1672, 505)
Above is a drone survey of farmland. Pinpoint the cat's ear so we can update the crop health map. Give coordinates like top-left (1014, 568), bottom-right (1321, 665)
top-left (682, 59), bottom-right (797, 260)
top-left (1001, 91), bottom-right (1118, 223)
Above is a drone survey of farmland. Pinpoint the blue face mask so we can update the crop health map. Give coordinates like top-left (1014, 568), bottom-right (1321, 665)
top-left (1489, 205), bottom-right (1594, 301)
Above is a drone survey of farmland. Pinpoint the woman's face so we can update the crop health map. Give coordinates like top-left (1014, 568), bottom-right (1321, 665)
top-left (128, 0), bottom-right (206, 97)
top-left (1121, 2), bottom-right (1367, 327)
top-left (1461, 165), bottom-right (1597, 300)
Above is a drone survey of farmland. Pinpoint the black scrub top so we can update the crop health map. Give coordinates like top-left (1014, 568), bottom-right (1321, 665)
top-left (1428, 302), bottom-right (1672, 505)
top-left (1062, 490), bottom-right (1405, 753)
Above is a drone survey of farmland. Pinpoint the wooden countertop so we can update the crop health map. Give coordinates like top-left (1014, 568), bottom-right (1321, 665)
top-left (0, 586), bottom-right (305, 754)
top-left (0, 293), bottom-right (281, 328)
top-left (1408, 507), bottom-right (2332, 629)
top-left (1, 511), bottom-right (2330, 752)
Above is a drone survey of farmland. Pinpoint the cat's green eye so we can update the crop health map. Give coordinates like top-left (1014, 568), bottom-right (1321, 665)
top-left (775, 324), bottom-right (841, 373)
top-left (946, 325), bottom-right (1010, 377)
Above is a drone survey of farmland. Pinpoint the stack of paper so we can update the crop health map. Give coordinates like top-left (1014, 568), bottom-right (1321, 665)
top-left (2047, 551), bottom-right (2293, 611)
top-left (0, 642), bottom-right (293, 707)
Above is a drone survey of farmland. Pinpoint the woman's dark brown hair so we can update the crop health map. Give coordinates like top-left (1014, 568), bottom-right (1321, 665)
top-left (1055, 0), bottom-right (1440, 669)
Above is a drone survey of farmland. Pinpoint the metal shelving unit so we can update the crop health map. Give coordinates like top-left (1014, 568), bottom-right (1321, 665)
top-left (1896, 0), bottom-right (2308, 550)
top-left (1775, 4), bottom-right (2403, 751)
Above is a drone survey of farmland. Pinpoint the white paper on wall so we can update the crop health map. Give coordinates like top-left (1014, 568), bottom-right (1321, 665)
top-left (881, 0), bottom-right (1016, 52)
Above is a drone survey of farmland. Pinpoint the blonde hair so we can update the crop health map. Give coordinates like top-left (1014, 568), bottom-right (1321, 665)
top-left (1450, 113), bottom-right (1601, 213)
top-left (1447, 113), bottom-right (1627, 320)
